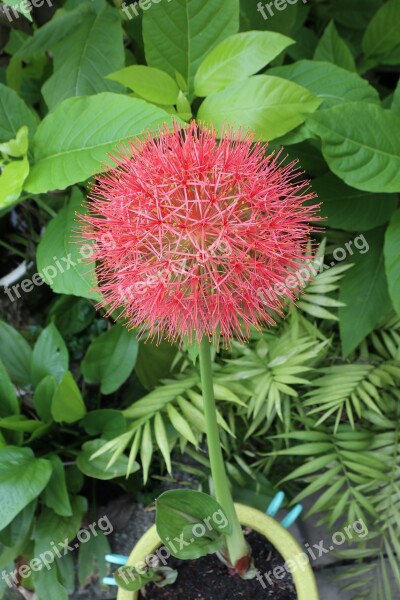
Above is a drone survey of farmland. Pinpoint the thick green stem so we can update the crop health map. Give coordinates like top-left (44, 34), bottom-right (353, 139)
top-left (198, 337), bottom-right (249, 568)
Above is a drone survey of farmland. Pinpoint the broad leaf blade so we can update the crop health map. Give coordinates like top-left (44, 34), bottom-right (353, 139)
top-left (198, 75), bottom-right (321, 140)
top-left (25, 94), bottom-right (181, 194)
top-left (142, 0), bottom-right (239, 96)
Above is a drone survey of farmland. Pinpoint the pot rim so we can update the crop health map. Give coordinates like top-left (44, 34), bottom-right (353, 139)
top-left (116, 502), bottom-right (319, 600)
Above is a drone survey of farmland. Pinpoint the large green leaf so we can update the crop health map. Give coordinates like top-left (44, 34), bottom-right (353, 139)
top-left (0, 447), bottom-right (52, 529)
top-left (331, 0), bottom-right (384, 30)
top-left (0, 321), bottom-right (32, 387)
top-left (194, 31), bottom-right (294, 96)
top-left (107, 65), bottom-right (179, 105)
top-left (51, 371), bottom-right (87, 423)
top-left (0, 83), bottom-right (37, 143)
top-left (25, 94), bottom-right (179, 194)
top-left (384, 208), bottom-right (400, 316)
top-left (339, 228), bottom-right (393, 356)
top-left (269, 60), bottom-right (379, 108)
top-left (0, 362), bottom-right (19, 417)
top-left (36, 190), bottom-right (100, 300)
top-left (197, 75), bottom-right (321, 140)
top-left (306, 103), bottom-right (400, 193)
top-left (312, 173), bottom-right (398, 231)
top-left (31, 323), bottom-right (69, 387)
top-left (363, 0), bottom-right (400, 60)
top-left (135, 339), bottom-right (177, 390)
top-left (313, 21), bottom-right (356, 71)
top-left (78, 530), bottom-right (110, 588)
top-left (81, 325), bottom-right (138, 394)
top-left (14, 4), bottom-right (95, 60)
top-left (33, 495), bottom-right (87, 556)
top-left (76, 439), bottom-right (139, 480)
top-left (43, 455), bottom-right (73, 517)
top-left (156, 490), bottom-right (231, 559)
top-left (42, 4), bottom-right (124, 111)
top-left (142, 0), bottom-right (239, 96)
top-left (0, 157), bottom-right (29, 212)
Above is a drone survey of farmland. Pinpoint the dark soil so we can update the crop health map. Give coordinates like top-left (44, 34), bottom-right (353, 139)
top-left (142, 530), bottom-right (297, 600)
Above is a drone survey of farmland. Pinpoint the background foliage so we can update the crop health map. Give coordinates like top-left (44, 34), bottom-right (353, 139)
top-left (0, 0), bottom-right (399, 598)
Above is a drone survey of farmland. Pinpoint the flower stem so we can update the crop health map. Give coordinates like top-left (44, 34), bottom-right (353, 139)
top-left (198, 337), bottom-right (249, 569)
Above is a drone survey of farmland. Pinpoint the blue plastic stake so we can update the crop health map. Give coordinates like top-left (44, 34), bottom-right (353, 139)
top-left (103, 576), bottom-right (118, 586)
top-left (280, 504), bottom-right (303, 529)
top-left (266, 491), bottom-right (285, 517)
top-left (105, 554), bottom-right (129, 566)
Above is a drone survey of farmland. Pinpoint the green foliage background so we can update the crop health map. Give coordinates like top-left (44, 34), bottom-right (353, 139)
top-left (0, 0), bottom-right (399, 598)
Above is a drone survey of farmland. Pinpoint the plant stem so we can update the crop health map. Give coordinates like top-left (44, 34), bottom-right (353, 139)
top-left (198, 337), bottom-right (249, 568)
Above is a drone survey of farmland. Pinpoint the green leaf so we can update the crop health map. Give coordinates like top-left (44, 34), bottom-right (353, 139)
top-left (194, 30), bottom-right (294, 96)
top-left (31, 323), bottom-right (69, 387)
top-left (36, 189), bottom-right (100, 300)
top-left (43, 455), bottom-right (73, 517)
top-left (198, 75), bottom-right (321, 141)
top-left (82, 409), bottom-right (126, 440)
top-left (0, 83), bottom-right (37, 143)
top-left (81, 325), bottom-right (138, 394)
top-left (76, 439), bottom-right (139, 480)
top-left (135, 339), bottom-right (177, 390)
top-left (142, 0), bottom-right (239, 96)
top-left (339, 228), bottom-right (393, 356)
top-left (0, 447), bottom-right (52, 529)
top-left (313, 21), bottom-right (356, 71)
top-left (166, 403), bottom-right (197, 445)
top-left (363, 0), bottom-right (400, 60)
top-left (140, 420), bottom-right (153, 484)
top-left (154, 412), bottom-right (171, 473)
top-left (33, 558), bottom-right (68, 600)
top-left (0, 500), bottom-right (36, 548)
top-left (392, 79), bottom-right (400, 115)
top-left (0, 414), bottom-right (45, 432)
top-left (156, 490), bottom-right (231, 559)
top-left (114, 566), bottom-right (157, 592)
top-left (78, 530), bottom-right (110, 588)
top-left (14, 5), bottom-right (95, 60)
top-left (0, 157), bottom-right (29, 211)
top-left (42, 5), bottom-right (124, 111)
top-left (312, 173), bottom-right (398, 231)
top-left (0, 320), bottom-right (32, 387)
top-left (331, 0), bottom-right (385, 30)
top-left (25, 94), bottom-right (179, 194)
top-left (0, 361), bottom-right (19, 417)
top-left (306, 103), bottom-right (400, 193)
top-left (48, 296), bottom-right (96, 339)
top-left (33, 495), bottom-right (87, 556)
top-left (51, 370), bottom-right (86, 423)
top-left (384, 208), bottom-right (400, 316)
top-left (33, 376), bottom-right (57, 422)
top-left (0, 125), bottom-right (28, 157)
top-left (107, 65), bottom-right (179, 105)
top-left (269, 60), bottom-right (379, 108)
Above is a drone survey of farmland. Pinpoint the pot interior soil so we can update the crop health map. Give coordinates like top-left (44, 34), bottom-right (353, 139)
top-left (142, 530), bottom-right (297, 600)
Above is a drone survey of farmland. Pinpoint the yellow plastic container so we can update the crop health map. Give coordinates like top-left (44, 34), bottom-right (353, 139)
top-left (116, 503), bottom-right (319, 600)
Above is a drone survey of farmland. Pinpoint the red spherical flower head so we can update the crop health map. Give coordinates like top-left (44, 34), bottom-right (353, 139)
top-left (81, 122), bottom-right (319, 345)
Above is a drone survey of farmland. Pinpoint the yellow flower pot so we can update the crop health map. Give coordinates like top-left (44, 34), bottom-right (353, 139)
top-left (116, 503), bottom-right (319, 600)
